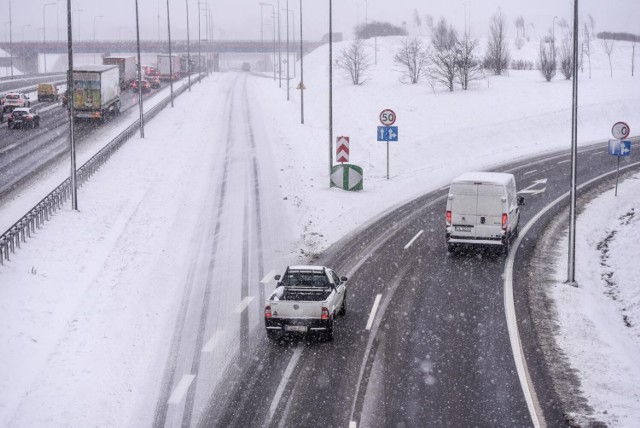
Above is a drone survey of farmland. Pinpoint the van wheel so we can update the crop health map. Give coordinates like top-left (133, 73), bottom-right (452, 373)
top-left (503, 235), bottom-right (510, 256)
top-left (266, 330), bottom-right (279, 341)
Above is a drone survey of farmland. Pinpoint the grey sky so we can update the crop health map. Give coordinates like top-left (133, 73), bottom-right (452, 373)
top-left (2, 0), bottom-right (639, 43)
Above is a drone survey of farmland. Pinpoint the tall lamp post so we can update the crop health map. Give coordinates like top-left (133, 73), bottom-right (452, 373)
top-left (282, 2), bottom-right (290, 100)
top-left (185, 0), bottom-right (191, 90)
top-left (299, 0), bottom-right (304, 123)
top-left (166, 0), bottom-right (174, 107)
top-left (328, 0), bottom-right (333, 182)
top-left (135, 0), bottom-right (145, 137)
top-left (66, 0), bottom-right (78, 210)
top-left (93, 15), bottom-right (103, 64)
top-left (259, 2), bottom-right (276, 80)
top-left (8, 0), bottom-right (12, 77)
top-left (567, 1), bottom-right (579, 284)
top-left (43, 2), bottom-right (55, 73)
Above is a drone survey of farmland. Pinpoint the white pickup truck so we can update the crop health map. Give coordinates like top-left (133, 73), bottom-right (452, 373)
top-left (264, 265), bottom-right (348, 340)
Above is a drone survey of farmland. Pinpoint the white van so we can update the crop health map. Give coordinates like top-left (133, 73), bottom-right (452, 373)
top-left (445, 172), bottom-right (525, 254)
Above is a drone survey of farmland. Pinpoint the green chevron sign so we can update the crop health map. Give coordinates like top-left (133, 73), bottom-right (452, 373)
top-left (330, 164), bottom-right (363, 191)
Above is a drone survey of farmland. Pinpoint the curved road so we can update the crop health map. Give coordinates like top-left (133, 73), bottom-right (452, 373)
top-left (191, 137), bottom-right (639, 426)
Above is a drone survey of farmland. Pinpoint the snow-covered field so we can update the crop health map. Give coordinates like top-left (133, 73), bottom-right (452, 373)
top-left (0, 34), bottom-right (639, 426)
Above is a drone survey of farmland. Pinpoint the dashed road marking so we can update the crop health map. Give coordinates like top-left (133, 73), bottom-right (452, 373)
top-left (365, 294), bottom-right (382, 331)
top-left (404, 230), bottom-right (424, 250)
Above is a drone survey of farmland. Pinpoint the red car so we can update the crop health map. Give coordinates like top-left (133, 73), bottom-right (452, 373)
top-left (130, 79), bottom-right (151, 93)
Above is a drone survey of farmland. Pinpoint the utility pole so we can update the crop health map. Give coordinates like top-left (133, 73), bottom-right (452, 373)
top-left (185, 0), bottom-right (191, 90)
top-left (567, 1), bottom-right (579, 284)
top-left (66, 0), bottom-right (77, 210)
top-left (166, 0), bottom-right (174, 107)
top-left (135, 0), bottom-right (145, 137)
top-left (299, 0), bottom-right (304, 123)
top-left (329, 0), bottom-right (333, 182)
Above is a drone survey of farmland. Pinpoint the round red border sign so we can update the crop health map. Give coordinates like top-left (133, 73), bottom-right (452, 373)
top-left (379, 109), bottom-right (396, 126)
top-left (612, 122), bottom-right (630, 140)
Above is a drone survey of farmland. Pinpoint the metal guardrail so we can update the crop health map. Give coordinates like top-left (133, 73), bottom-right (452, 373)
top-left (0, 74), bottom-right (204, 265)
top-left (0, 79), bottom-right (67, 97)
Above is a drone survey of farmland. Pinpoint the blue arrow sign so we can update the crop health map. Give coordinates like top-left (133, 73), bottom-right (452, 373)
top-left (377, 126), bottom-right (399, 142)
top-left (608, 140), bottom-right (631, 156)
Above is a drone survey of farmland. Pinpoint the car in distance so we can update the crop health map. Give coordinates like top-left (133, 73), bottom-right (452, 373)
top-left (265, 265), bottom-right (348, 340)
top-left (241, 62), bottom-right (251, 72)
top-left (130, 79), bottom-right (151, 93)
top-left (7, 107), bottom-right (40, 129)
top-left (37, 83), bottom-right (59, 102)
top-left (147, 74), bottom-right (161, 88)
top-left (2, 92), bottom-right (31, 112)
top-left (446, 171), bottom-right (524, 255)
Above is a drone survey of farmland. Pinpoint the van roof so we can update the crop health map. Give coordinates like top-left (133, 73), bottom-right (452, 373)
top-left (452, 171), bottom-right (515, 186)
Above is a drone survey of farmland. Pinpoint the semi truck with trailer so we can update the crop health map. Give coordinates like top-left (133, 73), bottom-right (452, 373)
top-left (72, 65), bottom-right (121, 122)
top-left (102, 56), bottom-right (137, 89)
top-left (157, 54), bottom-right (181, 81)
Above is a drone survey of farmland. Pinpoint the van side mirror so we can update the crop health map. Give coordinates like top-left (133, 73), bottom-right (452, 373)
top-left (274, 275), bottom-right (281, 281)
top-left (517, 195), bottom-right (525, 206)
top-left (340, 276), bottom-right (348, 282)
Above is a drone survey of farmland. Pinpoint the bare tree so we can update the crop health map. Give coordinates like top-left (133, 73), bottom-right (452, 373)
top-left (558, 34), bottom-right (573, 79)
top-left (515, 16), bottom-right (525, 38)
top-left (582, 22), bottom-right (592, 78)
top-left (336, 38), bottom-right (370, 85)
top-left (486, 8), bottom-right (511, 75)
top-left (429, 18), bottom-right (458, 91)
top-left (538, 41), bottom-right (557, 82)
top-left (602, 38), bottom-right (615, 77)
top-left (394, 37), bottom-right (430, 84)
top-left (456, 33), bottom-right (482, 90)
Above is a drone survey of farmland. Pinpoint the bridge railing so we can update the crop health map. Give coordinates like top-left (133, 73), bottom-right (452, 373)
top-left (0, 73), bottom-right (204, 265)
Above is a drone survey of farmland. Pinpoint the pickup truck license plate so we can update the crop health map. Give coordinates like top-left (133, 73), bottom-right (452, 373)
top-left (454, 225), bottom-right (473, 232)
top-left (285, 325), bottom-right (307, 332)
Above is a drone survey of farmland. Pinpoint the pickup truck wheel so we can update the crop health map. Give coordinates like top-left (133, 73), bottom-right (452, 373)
top-left (338, 292), bottom-right (347, 316)
top-left (325, 317), bottom-right (335, 341)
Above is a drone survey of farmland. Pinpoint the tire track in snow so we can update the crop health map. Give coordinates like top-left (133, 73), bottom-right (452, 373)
top-left (152, 74), bottom-right (239, 428)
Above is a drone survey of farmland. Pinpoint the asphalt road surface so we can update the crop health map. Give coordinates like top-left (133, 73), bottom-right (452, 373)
top-left (191, 137), bottom-right (640, 427)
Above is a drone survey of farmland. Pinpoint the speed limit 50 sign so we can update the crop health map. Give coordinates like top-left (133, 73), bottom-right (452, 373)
top-left (379, 109), bottom-right (396, 126)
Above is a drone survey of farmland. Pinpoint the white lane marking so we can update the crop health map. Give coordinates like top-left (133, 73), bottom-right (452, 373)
top-left (557, 159), bottom-right (571, 164)
top-left (504, 159), bottom-right (640, 428)
top-left (523, 169), bottom-right (537, 175)
top-left (265, 345), bottom-right (303, 426)
top-left (233, 296), bottom-right (255, 314)
top-left (403, 230), bottom-right (424, 250)
top-left (261, 269), bottom-right (277, 283)
top-left (201, 331), bottom-right (225, 353)
top-left (365, 294), bottom-right (382, 331)
top-left (349, 422), bottom-right (357, 428)
top-left (167, 374), bottom-right (195, 405)
top-left (593, 150), bottom-right (607, 155)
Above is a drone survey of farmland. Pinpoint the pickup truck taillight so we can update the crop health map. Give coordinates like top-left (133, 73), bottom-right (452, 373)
top-left (264, 305), bottom-right (272, 319)
top-left (321, 307), bottom-right (329, 320)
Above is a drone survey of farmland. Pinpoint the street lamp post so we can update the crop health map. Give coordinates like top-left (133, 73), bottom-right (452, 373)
top-left (299, 0), bottom-right (304, 123)
top-left (185, 0), bottom-right (191, 91)
top-left (66, 0), bottom-right (78, 210)
top-left (93, 15), bottom-right (103, 64)
top-left (329, 0), bottom-right (333, 182)
top-left (135, 0), bottom-right (145, 138)
top-left (8, 0), bottom-right (12, 77)
top-left (259, 3), bottom-right (276, 80)
top-left (166, 0), bottom-right (174, 107)
top-left (197, 1), bottom-right (202, 81)
top-left (277, 0), bottom-right (281, 87)
top-left (43, 2), bottom-right (55, 73)
top-left (283, 1), bottom-right (290, 100)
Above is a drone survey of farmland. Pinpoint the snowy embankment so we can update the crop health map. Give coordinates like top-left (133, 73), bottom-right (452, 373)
top-left (0, 33), bottom-right (638, 426)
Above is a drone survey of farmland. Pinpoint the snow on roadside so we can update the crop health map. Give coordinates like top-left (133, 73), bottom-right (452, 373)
top-left (552, 175), bottom-right (640, 427)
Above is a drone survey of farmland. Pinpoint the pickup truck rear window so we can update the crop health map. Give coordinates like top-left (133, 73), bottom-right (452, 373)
top-left (280, 271), bottom-right (329, 288)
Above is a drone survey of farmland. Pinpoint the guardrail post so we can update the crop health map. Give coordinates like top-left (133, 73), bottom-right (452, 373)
top-left (8, 229), bottom-right (15, 254)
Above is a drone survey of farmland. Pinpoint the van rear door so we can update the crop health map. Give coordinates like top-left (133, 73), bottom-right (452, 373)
top-left (475, 184), bottom-right (505, 239)
top-left (450, 183), bottom-right (479, 239)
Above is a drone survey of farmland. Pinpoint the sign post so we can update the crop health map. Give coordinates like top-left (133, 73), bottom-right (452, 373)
top-left (609, 121), bottom-right (631, 196)
top-left (378, 109), bottom-right (398, 180)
